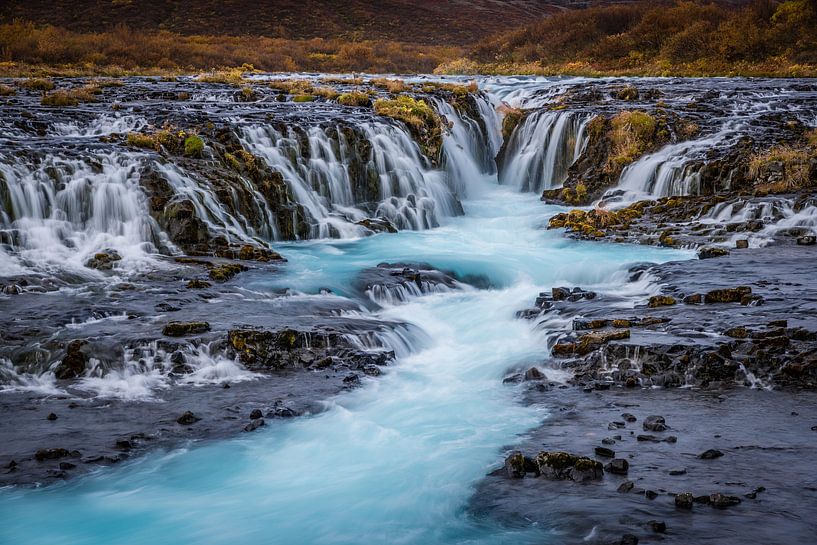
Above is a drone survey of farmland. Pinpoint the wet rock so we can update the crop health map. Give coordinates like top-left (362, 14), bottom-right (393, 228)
top-left (648, 295), bottom-right (676, 308)
top-left (249, 409), bottom-right (263, 420)
top-left (644, 489), bottom-right (658, 500)
top-left (648, 520), bottom-right (667, 533)
top-left (683, 293), bottom-right (702, 304)
top-left (59, 462), bottom-right (76, 470)
top-left (524, 367), bottom-right (546, 381)
top-left (618, 480), bottom-right (635, 493)
top-left (619, 534), bottom-right (638, 545)
top-left (176, 411), bottom-right (200, 425)
top-left (621, 413), bottom-right (637, 422)
top-left (34, 448), bottom-right (70, 461)
top-left (745, 486), bottom-right (766, 499)
top-left (536, 451), bottom-right (603, 482)
top-left (343, 373), bottom-right (361, 387)
top-left (54, 340), bottom-right (87, 379)
top-left (704, 286), bottom-right (751, 304)
top-left (553, 329), bottom-right (631, 357)
top-left (643, 415), bottom-right (668, 432)
top-left (698, 246), bottom-right (729, 259)
top-left (796, 235), bottom-right (816, 246)
top-left (46, 413), bottom-right (57, 421)
top-left (243, 418), bottom-right (265, 432)
top-left (209, 263), bottom-right (247, 282)
top-left (725, 326), bottom-right (749, 339)
top-left (669, 467), bottom-right (687, 476)
top-left (605, 458), bottom-right (629, 475)
top-left (163, 321), bottom-right (211, 337)
top-left (735, 239), bottom-right (749, 249)
top-left (699, 448), bottom-right (724, 459)
top-left (504, 451), bottom-right (539, 478)
top-left (114, 440), bottom-right (133, 451)
top-left (85, 250), bottom-right (122, 270)
top-left (710, 492), bottom-right (742, 509)
top-left (594, 446), bottom-right (615, 458)
top-left (675, 492), bottom-right (694, 509)
top-left (186, 279), bottom-right (212, 289)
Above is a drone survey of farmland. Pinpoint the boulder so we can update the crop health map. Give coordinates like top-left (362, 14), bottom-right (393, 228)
top-left (698, 246), bottom-right (729, 259)
top-left (605, 458), bottom-right (629, 475)
top-left (163, 321), bottom-right (211, 337)
top-left (643, 415), bottom-right (668, 432)
top-left (675, 492), bottom-right (694, 509)
top-left (699, 448), bottom-right (724, 459)
top-left (704, 286), bottom-right (752, 304)
top-left (176, 411), bottom-right (200, 425)
top-left (54, 340), bottom-right (87, 379)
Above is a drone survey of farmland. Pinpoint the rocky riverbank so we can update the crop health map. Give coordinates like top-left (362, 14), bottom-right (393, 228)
top-left (0, 261), bottom-right (470, 486)
top-left (472, 229), bottom-right (817, 544)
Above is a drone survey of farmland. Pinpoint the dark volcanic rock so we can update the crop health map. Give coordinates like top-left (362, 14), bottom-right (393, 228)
top-left (176, 411), bottom-right (201, 425)
top-left (54, 340), bottom-right (87, 379)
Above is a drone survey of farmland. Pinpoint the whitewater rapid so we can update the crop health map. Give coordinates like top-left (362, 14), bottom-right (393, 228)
top-left (0, 185), bottom-right (687, 545)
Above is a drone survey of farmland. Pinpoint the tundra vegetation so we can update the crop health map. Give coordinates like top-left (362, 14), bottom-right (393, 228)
top-left (0, 1), bottom-right (815, 77)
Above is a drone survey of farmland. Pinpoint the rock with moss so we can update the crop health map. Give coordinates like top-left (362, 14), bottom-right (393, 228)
top-left (374, 95), bottom-right (443, 164)
top-left (162, 321), bottom-right (211, 337)
top-left (54, 340), bottom-right (87, 379)
top-left (183, 135), bottom-right (204, 157)
top-left (535, 450), bottom-right (603, 482)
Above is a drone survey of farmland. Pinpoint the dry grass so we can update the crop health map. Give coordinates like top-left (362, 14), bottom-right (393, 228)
top-left (607, 111), bottom-right (658, 170)
top-left (0, 22), bottom-right (461, 75)
top-left (750, 145), bottom-right (813, 191)
top-left (19, 77), bottom-right (55, 91)
top-left (371, 78), bottom-right (411, 93)
top-left (40, 84), bottom-right (100, 106)
top-left (0, 83), bottom-right (15, 96)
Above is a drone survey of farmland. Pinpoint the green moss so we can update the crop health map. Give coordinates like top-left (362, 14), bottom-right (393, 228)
top-left (374, 95), bottom-right (443, 161)
top-left (292, 94), bottom-right (316, 102)
top-left (337, 91), bottom-right (371, 107)
top-left (126, 132), bottom-right (156, 149)
top-left (184, 135), bottom-right (204, 157)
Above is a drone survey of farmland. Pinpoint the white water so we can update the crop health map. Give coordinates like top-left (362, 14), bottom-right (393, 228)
top-left (0, 185), bottom-right (687, 544)
top-left (0, 152), bottom-right (166, 277)
top-left (499, 110), bottom-right (590, 192)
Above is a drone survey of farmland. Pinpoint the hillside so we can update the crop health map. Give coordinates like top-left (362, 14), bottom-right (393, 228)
top-left (1, 0), bottom-right (563, 45)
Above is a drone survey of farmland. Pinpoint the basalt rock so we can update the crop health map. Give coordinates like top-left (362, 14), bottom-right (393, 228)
top-left (163, 321), bottom-right (211, 337)
top-left (535, 450), bottom-right (604, 482)
top-left (54, 340), bottom-right (87, 379)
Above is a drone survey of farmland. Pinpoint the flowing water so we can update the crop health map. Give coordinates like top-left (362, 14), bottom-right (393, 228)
top-left (0, 182), bottom-right (686, 544)
top-left (2, 74), bottom-right (815, 543)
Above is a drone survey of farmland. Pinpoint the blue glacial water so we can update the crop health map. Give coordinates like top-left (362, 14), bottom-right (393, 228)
top-left (0, 185), bottom-right (691, 545)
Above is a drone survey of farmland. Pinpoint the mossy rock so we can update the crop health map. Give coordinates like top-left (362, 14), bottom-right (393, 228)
top-left (163, 321), bottom-right (211, 337)
top-left (648, 295), bottom-right (677, 308)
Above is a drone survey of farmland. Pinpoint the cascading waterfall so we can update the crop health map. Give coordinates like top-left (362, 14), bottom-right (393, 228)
top-left (433, 96), bottom-right (501, 198)
top-left (0, 152), bottom-right (164, 275)
top-left (154, 161), bottom-right (282, 242)
top-left (498, 110), bottom-right (590, 192)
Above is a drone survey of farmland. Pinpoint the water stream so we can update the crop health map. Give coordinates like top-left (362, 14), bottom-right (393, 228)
top-left (0, 184), bottom-right (686, 544)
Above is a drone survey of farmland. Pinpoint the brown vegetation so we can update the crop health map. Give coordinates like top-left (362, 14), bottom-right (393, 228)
top-left (0, 21), bottom-right (461, 76)
top-left (447, 0), bottom-right (817, 77)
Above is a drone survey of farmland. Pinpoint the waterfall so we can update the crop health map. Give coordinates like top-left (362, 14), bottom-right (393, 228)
top-left (609, 122), bottom-right (742, 202)
top-left (433, 96), bottom-right (501, 198)
top-left (498, 110), bottom-right (590, 193)
top-left (241, 120), bottom-right (467, 238)
top-left (152, 162), bottom-right (282, 243)
top-left (0, 152), bottom-right (164, 275)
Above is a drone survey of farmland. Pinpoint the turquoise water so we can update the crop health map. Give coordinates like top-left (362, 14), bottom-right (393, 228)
top-left (0, 185), bottom-right (690, 545)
